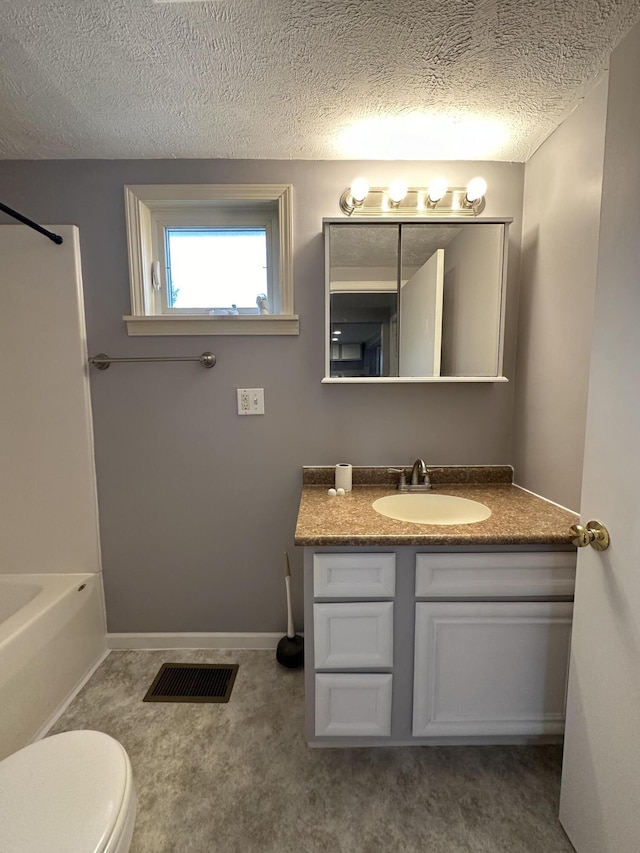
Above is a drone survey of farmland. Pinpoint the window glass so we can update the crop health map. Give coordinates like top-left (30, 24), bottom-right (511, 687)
top-left (166, 228), bottom-right (268, 310)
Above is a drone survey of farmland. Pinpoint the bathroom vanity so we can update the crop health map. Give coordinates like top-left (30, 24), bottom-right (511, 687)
top-left (294, 467), bottom-right (578, 747)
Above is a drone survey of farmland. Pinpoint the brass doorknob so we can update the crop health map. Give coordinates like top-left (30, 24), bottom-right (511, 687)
top-left (569, 520), bottom-right (610, 551)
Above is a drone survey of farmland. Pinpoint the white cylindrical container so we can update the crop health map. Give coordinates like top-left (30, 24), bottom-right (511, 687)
top-left (335, 463), bottom-right (352, 492)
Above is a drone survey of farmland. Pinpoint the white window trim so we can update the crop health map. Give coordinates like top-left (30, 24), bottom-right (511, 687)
top-left (123, 184), bottom-right (298, 336)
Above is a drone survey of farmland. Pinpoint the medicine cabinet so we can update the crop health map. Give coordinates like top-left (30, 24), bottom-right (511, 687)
top-left (323, 218), bottom-right (511, 383)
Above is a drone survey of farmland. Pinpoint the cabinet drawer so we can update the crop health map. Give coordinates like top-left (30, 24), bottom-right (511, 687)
top-left (313, 553), bottom-right (396, 598)
top-left (314, 602), bottom-right (393, 668)
top-left (415, 551), bottom-right (576, 598)
top-left (315, 673), bottom-right (393, 737)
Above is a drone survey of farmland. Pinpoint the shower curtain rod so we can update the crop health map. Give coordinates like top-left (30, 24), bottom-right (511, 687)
top-left (0, 201), bottom-right (63, 244)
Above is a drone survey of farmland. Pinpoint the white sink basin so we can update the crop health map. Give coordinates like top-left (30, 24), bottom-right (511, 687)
top-left (372, 493), bottom-right (491, 525)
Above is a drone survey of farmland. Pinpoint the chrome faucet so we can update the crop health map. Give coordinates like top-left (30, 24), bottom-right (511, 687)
top-left (410, 458), bottom-right (432, 490)
top-left (388, 460), bottom-right (433, 491)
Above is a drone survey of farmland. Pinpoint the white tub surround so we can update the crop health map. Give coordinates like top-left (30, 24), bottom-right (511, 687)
top-left (0, 226), bottom-right (108, 756)
top-left (0, 573), bottom-right (108, 760)
top-left (0, 580), bottom-right (41, 623)
top-left (0, 225), bottom-right (101, 575)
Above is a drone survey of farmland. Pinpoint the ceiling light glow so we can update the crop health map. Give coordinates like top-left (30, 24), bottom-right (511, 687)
top-left (338, 114), bottom-right (510, 160)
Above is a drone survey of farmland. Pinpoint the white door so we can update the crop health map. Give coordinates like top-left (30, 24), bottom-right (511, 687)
top-left (559, 26), bottom-right (640, 852)
top-left (399, 248), bottom-right (444, 376)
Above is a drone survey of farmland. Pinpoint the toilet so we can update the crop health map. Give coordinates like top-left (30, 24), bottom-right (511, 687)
top-left (0, 730), bottom-right (136, 853)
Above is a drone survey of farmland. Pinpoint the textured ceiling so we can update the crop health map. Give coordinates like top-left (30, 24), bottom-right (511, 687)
top-left (1, 0), bottom-right (639, 161)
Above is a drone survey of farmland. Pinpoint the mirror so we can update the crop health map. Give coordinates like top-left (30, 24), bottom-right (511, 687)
top-left (325, 220), bottom-right (510, 381)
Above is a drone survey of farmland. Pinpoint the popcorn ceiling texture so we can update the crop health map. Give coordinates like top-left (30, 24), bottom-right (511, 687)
top-left (0, 0), bottom-right (639, 161)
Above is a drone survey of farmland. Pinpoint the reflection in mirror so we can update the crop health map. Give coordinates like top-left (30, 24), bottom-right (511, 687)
top-left (329, 225), bottom-right (398, 378)
top-left (326, 220), bottom-right (508, 380)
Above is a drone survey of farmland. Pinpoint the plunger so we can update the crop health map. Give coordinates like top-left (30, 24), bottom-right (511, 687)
top-left (276, 551), bottom-right (304, 668)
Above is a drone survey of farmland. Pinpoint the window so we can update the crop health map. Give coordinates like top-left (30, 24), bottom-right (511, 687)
top-left (124, 184), bottom-right (297, 335)
top-left (163, 227), bottom-right (268, 312)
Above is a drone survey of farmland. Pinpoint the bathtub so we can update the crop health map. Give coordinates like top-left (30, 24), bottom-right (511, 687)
top-left (0, 573), bottom-right (107, 760)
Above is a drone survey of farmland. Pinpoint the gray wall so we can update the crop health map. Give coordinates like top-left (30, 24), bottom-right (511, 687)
top-left (512, 77), bottom-right (608, 511)
top-left (0, 160), bottom-right (523, 632)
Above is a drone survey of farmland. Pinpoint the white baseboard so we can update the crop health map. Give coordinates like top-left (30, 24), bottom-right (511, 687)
top-left (107, 632), bottom-right (289, 650)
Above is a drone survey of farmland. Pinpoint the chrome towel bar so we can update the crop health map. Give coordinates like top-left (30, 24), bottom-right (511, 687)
top-left (88, 352), bottom-right (216, 370)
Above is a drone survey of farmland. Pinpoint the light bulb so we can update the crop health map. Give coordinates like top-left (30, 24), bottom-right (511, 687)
top-left (350, 177), bottom-right (369, 203)
top-left (388, 179), bottom-right (408, 204)
top-left (427, 177), bottom-right (448, 203)
top-left (465, 177), bottom-right (487, 202)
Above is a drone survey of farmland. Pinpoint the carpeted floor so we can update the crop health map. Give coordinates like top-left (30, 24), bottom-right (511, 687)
top-left (50, 650), bottom-right (575, 853)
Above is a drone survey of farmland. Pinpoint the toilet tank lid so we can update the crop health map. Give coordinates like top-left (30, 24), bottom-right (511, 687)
top-left (0, 730), bottom-right (133, 853)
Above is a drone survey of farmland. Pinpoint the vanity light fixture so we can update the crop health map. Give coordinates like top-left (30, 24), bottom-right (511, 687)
top-left (462, 176), bottom-right (488, 209)
top-left (388, 179), bottom-right (408, 207)
top-left (427, 177), bottom-right (448, 207)
top-left (350, 178), bottom-right (369, 205)
top-left (339, 176), bottom-right (487, 217)
top-left (339, 178), bottom-right (370, 215)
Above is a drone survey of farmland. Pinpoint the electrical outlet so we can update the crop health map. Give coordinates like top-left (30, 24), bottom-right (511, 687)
top-left (237, 388), bottom-right (265, 415)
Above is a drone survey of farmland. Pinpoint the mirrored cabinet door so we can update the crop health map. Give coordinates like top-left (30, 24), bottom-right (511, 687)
top-left (328, 224), bottom-right (399, 378)
top-left (325, 219), bottom-right (511, 383)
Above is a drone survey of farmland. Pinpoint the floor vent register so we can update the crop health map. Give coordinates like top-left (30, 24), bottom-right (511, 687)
top-left (143, 663), bottom-right (239, 703)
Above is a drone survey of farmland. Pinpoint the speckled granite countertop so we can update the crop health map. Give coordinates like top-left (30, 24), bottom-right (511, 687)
top-left (294, 467), bottom-right (578, 547)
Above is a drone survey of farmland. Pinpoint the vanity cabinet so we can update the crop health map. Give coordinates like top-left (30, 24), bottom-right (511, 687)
top-left (303, 547), bottom-right (576, 746)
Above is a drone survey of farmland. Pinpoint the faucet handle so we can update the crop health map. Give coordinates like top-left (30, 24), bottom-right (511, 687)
top-left (387, 467), bottom-right (407, 489)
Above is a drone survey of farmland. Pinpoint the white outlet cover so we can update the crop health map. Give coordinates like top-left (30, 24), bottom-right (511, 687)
top-left (237, 388), bottom-right (265, 415)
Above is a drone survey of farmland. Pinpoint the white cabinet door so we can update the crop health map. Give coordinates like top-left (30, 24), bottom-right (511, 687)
top-left (315, 673), bottom-right (393, 736)
top-left (412, 601), bottom-right (573, 737)
top-left (314, 602), bottom-right (393, 669)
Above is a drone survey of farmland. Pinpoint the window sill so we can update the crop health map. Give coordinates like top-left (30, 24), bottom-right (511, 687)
top-left (124, 314), bottom-right (300, 336)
